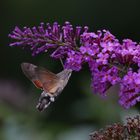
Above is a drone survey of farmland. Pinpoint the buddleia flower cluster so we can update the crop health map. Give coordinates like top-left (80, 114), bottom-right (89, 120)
top-left (9, 21), bottom-right (140, 108)
top-left (90, 115), bottom-right (140, 140)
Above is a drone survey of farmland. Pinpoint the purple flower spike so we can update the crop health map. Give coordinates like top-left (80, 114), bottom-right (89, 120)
top-left (9, 21), bottom-right (140, 109)
top-left (9, 22), bottom-right (88, 56)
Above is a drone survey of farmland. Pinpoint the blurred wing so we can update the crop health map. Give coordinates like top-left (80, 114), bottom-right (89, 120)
top-left (21, 62), bottom-right (43, 89)
top-left (21, 63), bottom-right (60, 93)
top-left (35, 67), bottom-right (61, 94)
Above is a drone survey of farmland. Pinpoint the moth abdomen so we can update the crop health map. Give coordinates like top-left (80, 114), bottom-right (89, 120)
top-left (36, 96), bottom-right (51, 112)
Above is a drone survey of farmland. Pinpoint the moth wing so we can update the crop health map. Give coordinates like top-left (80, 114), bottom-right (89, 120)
top-left (21, 62), bottom-right (44, 89)
top-left (35, 67), bottom-right (61, 95)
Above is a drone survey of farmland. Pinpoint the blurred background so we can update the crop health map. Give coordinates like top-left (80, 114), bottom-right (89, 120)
top-left (0, 0), bottom-right (140, 140)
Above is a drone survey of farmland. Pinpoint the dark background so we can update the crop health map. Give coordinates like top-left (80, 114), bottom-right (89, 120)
top-left (0, 0), bottom-right (140, 139)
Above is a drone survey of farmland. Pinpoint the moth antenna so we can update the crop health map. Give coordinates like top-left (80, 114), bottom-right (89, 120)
top-left (59, 58), bottom-right (64, 69)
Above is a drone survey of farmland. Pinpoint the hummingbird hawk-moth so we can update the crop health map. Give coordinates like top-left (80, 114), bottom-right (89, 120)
top-left (21, 62), bottom-right (72, 112)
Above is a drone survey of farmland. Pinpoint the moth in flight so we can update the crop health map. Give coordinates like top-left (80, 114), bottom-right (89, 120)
top-left (21, 63), bottom-right (72, 112)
